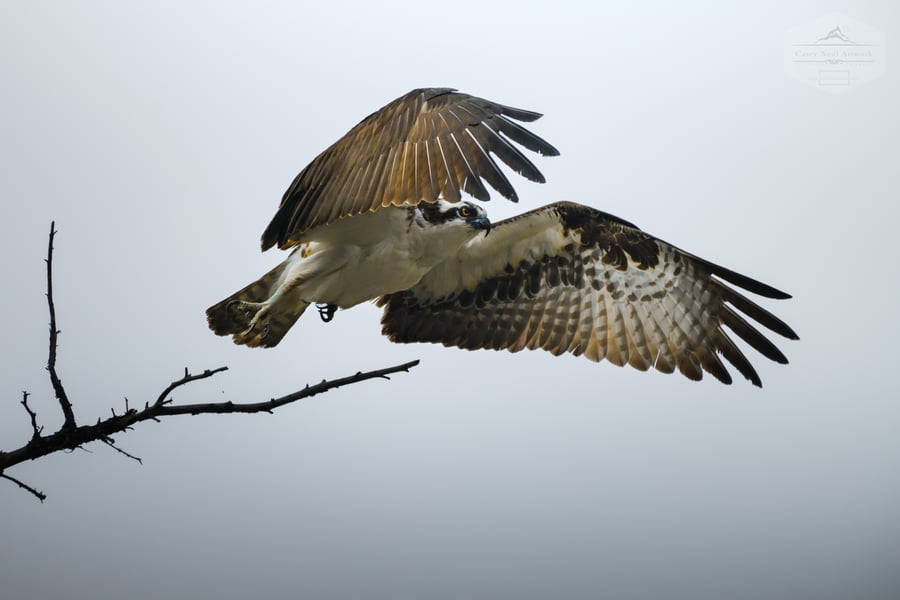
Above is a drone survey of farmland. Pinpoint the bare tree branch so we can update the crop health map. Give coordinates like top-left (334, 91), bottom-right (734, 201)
top-left (99, 437), bottom-right (143, 464)
top-left (153, 366), bottom-right (229, 408)
top-left (153, 362), bottom-right (419, 416)
top-left (45, 221), bottom-right (76, 432)
top-left (0, 223), bottom-right (421, 501)
top-left (0, 358), bottom-right (419, 486)
top-left (20, 392), bottom-right (42, 441)
top-left (0, 473), bottom-right (46, 503)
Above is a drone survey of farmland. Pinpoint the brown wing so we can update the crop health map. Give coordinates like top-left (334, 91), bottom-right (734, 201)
top-left (378, 202), bottom-right (798, 387)
top-left (261, 87), bottom-right (559, 250)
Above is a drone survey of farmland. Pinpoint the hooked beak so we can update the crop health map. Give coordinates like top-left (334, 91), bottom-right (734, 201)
top-left (468, 215), bottom-right (492, 236)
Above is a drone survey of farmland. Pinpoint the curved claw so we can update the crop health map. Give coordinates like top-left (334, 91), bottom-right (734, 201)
top-left (316, 303), bottom-right (337, 323)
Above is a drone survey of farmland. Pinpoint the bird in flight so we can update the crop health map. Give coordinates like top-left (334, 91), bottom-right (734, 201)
top-left (207, 87), bottom-right (797, 386)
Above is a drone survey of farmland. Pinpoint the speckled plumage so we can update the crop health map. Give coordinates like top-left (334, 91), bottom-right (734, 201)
top-left (379, 202), bottom-right (798, 387)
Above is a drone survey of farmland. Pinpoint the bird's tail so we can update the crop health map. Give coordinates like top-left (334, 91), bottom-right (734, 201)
top-left (206, 261), bottom-right (309, 348)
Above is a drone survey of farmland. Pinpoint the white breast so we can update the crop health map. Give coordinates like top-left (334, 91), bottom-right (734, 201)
top-left (280, 206), bottom-right (481, 308)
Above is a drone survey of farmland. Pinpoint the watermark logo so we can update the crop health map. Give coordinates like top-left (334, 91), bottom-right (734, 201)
top-left (785, 13), bottom-right (885, 93)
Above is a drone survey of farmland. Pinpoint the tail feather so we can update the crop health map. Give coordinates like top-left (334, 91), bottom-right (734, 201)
top-left (206, 261), bottom-right (309, 348)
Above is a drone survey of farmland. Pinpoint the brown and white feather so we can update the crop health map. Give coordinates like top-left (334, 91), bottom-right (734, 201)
top-left (379, 202), bottom-right (798, 386)
top-left (261, 88), bottom-right (559, 250)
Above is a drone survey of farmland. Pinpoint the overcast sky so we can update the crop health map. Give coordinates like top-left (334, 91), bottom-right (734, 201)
top-left (2, 2), bottom-right (899, 599)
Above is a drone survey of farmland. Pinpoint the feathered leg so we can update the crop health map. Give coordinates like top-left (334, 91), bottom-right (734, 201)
top-left (206, 260), bottom-right (310, 348)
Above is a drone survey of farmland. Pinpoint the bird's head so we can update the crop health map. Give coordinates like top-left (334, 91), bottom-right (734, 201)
top-left (417, 200), bottom-right (491, 236)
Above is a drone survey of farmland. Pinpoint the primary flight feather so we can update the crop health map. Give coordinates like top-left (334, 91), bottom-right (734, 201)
top-left (207, 87), bottom-right (797, 386)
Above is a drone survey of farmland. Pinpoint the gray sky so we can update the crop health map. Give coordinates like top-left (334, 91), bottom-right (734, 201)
top-left (2, 1), bottom-right (899, 599)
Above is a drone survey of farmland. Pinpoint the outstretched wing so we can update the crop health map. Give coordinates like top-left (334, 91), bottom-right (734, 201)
top-left (261, 88), bottom-right (560, 250)
top-left (379, 202), bottom-right (798, 386)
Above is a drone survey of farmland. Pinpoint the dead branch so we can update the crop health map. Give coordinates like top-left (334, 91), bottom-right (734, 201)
top-left (0, 473), bottom-right (46, 503)
top-left (20, 392), bottom-right (42, 441)
top-left (45, 222), bottom-right (76, 432)
top-left (0, 223), bottom-right (420, 501)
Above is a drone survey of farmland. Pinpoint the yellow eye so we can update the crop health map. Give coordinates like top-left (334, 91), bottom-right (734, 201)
top-left (458, 205), bottom-right (472, 218)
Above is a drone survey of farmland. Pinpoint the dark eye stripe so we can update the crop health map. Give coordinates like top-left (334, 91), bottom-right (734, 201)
top-left (419, 202), bottom-right (461, 224)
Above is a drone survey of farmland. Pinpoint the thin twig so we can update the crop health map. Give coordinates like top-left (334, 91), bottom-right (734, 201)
top-left (20, 391), bottom-right (42, 440)
top-left (100, 438), bottom-right (142, 464)
top-left (45, 222), bottom-right (76, 431)
top-left (155, 360), bottom-right (420, 417)
top-left (154, 367), bottom-right (229, 407)
top-left (0, 473), bottom-right (46, 503)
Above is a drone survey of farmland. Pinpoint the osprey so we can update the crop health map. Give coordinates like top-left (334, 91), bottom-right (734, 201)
top-left (207, 88), bottom-right (797, 386)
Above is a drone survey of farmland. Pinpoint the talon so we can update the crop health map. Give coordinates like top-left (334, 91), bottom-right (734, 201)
top-left (317, 303), bottom-right (337, 323)
top-left (226, 299), bottom-right (254, 318)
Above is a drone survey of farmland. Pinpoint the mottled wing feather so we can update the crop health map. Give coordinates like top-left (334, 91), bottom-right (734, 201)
top-left (261, 88), bottom-right (559, 250)
top-left (379, 201), bottom-right (798, 386)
